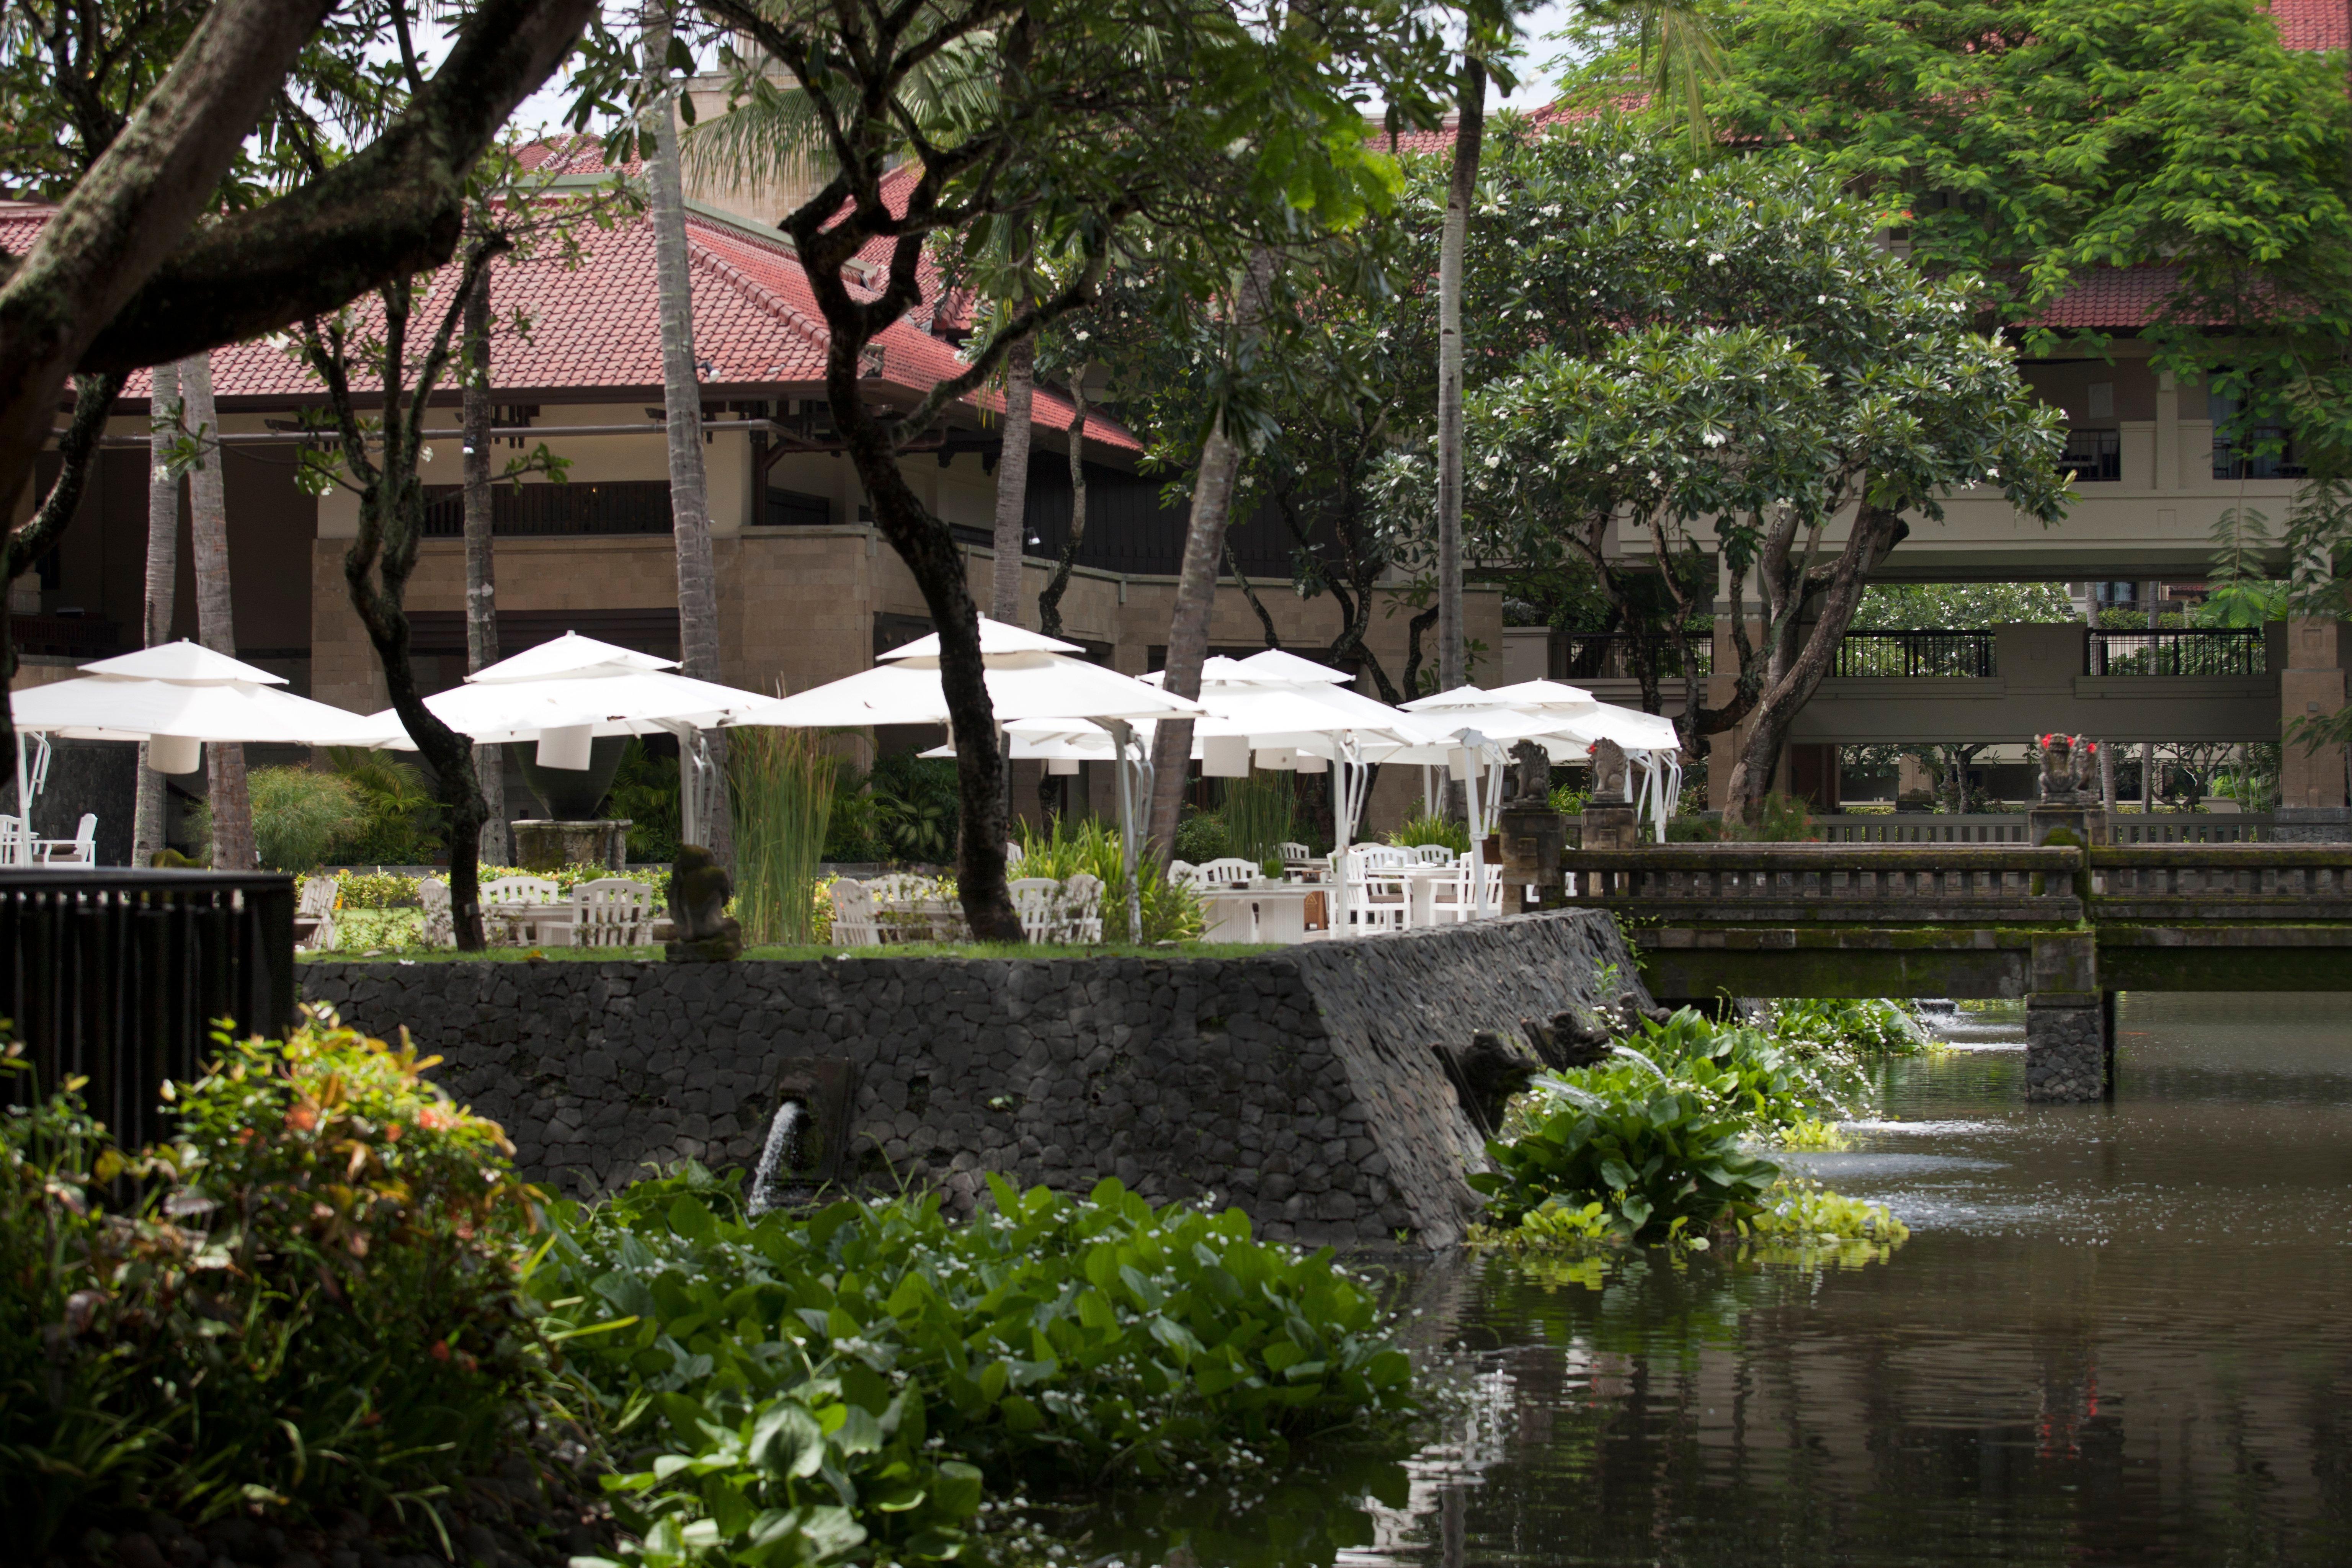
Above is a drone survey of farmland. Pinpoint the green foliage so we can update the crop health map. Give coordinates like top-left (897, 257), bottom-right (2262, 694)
top-left (609, 738), bottom-right (684, 863)
top-left (731, 730), bottom-right (840, 946)
top-left (1386, 811), bottom-right (1467, 853)
top-left (321, 748), bottom-right (444, 864)
top-left (243, 767), bottom-right (365, 873)
top-left (1172, 805), bottom-right (1230, 866)
top-left (866, 754), bottom-right (960, 864)
top-left (1768, 998), bottom-right (1926, 1058)
top-left (330, 870), bottom-right (422, 909)
top-left (0, 1020), bottom-right (542, 1553)
top-left (1217, 768), bottom-right (1296, 868)
top-left (1670, 793), bottom-right (1816, 841)
top-left (1851, 582), bottom-right (2078, 629)
top-left (1016, 817), bottom-right (1204, 944)
top-left (535, 1170), bottom-right (1413, 1565)
top-left (1548, 784), bottom-right (1590, 817)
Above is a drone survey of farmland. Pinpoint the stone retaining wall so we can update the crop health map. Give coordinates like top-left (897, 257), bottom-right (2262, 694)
top-left (302, 910), bottom-right (1643, 1247)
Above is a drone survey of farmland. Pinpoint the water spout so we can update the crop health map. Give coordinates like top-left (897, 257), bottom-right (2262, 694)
top-left (747, 1099), bottom-right (807, 1215)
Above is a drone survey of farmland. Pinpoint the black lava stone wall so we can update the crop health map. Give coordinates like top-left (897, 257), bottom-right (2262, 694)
top-left (302, 909), bottom-right (1643, 1246)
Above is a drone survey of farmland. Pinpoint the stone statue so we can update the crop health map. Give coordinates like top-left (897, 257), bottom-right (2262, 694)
top-left (1523, 1009), bottom-right (1613, 1070)
top-left (2072, 736), bottom-right (2099, 794)
top-left (666, 844), bottom-right (743, 962)
top-left (1509, 739), bottom-right (1552, 804)
top-left (1435, 1030), bottom-right (1540, 1137)
top-left (2038, 734), bottom-right (2078, 800)
top-left (1590, 737), bottom-right (1630, 803)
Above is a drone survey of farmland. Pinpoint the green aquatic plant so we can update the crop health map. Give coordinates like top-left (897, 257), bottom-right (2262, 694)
top-left (1769, 997), bottom-right (1927, 1057)
top-left (1775, 1116), bottom-right (1851, 1151)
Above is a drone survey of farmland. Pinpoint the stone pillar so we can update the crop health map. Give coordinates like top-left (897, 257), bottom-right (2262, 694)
top-left (2025, 930), bottom-right (2107, 1103)
top-left (1579, 738), bottom-right (1640, 849)
top-left (2278, 617), bottom-right (2349, 842)
top-left (1498, 804), bottom-right (1566, 913)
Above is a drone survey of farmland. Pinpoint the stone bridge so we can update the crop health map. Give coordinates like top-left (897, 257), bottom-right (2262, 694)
top-left (1561, 841), bottom-right (2352, 1102)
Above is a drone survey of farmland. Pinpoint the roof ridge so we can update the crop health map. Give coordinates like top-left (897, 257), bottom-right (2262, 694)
top-left (684, 238), bottom-right (830, 353)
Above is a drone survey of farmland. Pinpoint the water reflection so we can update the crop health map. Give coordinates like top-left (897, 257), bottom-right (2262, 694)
top-left (1059, 994), bottom-right (2352, 1568)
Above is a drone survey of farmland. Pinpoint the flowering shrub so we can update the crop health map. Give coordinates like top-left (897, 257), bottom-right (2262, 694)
top-left (0, 1016), bottom-right (544, 1552)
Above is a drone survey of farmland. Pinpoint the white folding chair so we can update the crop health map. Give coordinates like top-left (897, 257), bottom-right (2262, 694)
top-left (572, 878), bottom-right (657, 946)
top-left (828, 878), bottom-right (882, 947)
top-left (1008, 876), bottom-right (1062, 943)
top-left (1058, 873), bottom-right (1105, 943)
top-left (33, 813), bottom-right (98, 866)
top-left (293, 874), bottom-right (341, 952)
top-left (418, 879), bottom-right (456, 948)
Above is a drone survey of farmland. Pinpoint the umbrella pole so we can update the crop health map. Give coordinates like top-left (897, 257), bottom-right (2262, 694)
top-left (1108, 719), bottom-right (1142, 945)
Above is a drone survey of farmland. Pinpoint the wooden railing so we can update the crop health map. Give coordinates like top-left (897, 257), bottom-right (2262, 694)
top-left (0, 870), bottom-right (295, 1151)
top-left (1565, 844), bottom-right (2083, 924)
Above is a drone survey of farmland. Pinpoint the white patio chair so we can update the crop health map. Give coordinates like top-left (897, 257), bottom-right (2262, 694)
top-left (0, 816), bottom-right (27, 866)
top-left (480, 874), bottom-right (563, 946)
top-left (418, 878), bottom-right (456, 948)
top-left (1411, 843), bottom-right (1455, 865)
top-left (1337, 846), bottom-right (1406, 933)
top-left (1006, 840), bottom-right (1025, 866)
top-left (293, 874), bottom-right (340, 952)
top-left (1274, 841), bottom-right (1312, 863)
top-left (572, 878), bottom-right (657, 946)
top-left (1008, 877), bottom-right (1062, 943)
top-left (1194, 857), bottom-right (1263, 887)
top-left (1166, 860), bottom-right (1203, 889)
top-left (1058, 873), bottom-right (1105, 943)
top-left (32, 813), bottom-right (98, 866)
top-left (829, 878), bottom-right (882, 947)
top-left (1427, 860), bottom-right (1475, 925)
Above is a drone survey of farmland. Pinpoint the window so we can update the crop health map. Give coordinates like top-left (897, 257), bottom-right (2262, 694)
top-left (2060, 428), bottom-right (2121, 482)
top-left (421, 480), bottom-right (673, 536)
top-left (2210, 392), bottom-right (2305, 480)
top-left (761, 487), bottom-right (832, 527)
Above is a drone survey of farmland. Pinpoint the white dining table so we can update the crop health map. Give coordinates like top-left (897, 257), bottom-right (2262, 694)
top-left (1200, 883), bottom-right (1332, 944)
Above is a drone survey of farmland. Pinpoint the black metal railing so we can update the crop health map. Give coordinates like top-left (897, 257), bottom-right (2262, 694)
top-left (1834, 630), bottom-right (1996, 678)
top-left (2087, 629), bottom-right (2266, 676)
top-left (0, 871), bottom-right (294, 1152)
top-left (1552, 632), bottom-right (1713, 682)
top-left (2060, 427), bottom-right (2122, 482)
top-left (11, 612), bottom-right (122, 659)
top-left (421, 480), bottom-right (674, 537)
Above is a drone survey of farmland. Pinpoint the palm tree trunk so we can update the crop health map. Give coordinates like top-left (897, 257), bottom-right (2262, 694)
top-left (643, 0), bottom-right (730, 864)
top-left (1436, 57), bottom-right (1486, 695)
top-left (134, 360), bottom-right (180, 863)
top-left (989, 336), bottom-right (1035, 624)
top-left (181, 352), bottom-right (253, 870)
top-left (1144, 254), bottom-right (1275, 859)
top-left (461, 261), bottom-right (511, 866)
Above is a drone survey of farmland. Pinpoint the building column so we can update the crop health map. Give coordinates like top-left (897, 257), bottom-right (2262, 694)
top-left (2153, 369), bottom-right (2179, 492)
top-left (2278, 617), bottom-right (2349, 841)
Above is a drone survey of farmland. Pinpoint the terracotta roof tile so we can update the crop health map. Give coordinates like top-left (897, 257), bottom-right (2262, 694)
top-left (2, 198), bottom-right (1133, 450)
top-left (2272, 0), bottom-right (2350, 49)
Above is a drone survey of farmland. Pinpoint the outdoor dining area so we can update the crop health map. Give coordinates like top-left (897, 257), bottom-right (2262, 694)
top-left (12, 615), bottom-right (1682, 956)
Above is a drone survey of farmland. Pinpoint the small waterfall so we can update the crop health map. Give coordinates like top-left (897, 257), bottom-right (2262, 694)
top-left (746, 1099), bottom-right (807, 1215)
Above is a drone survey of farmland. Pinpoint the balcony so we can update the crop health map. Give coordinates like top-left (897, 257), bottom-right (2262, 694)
top-left (2060, 427), bottom-right (2122, 482)
top-left (1833, 630), bottom-right (1996, 678)
top-left (2087, 628), bottom-right (2265, 676)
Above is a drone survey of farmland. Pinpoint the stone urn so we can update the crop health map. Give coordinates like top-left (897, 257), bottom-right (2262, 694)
top-left (511, 819), bottom-right (631, 872)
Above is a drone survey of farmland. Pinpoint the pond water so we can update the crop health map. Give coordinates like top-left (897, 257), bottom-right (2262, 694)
top-left (1049, 993), bottom-right (2352, 1568)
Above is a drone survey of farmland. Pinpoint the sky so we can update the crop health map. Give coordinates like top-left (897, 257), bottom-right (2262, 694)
top-left (476, 2), bottom-right (1583, 142)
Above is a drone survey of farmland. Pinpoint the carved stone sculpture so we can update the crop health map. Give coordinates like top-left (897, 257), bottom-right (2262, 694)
top-left (1434, 1029), bottom-right (1540, 1138)
top-left (1523, 1009), bottom-right (1613, 1070)
top-left (1591, 737), bottom-right (1630, 802)
top-left (1510, 738), bottom-right (1552, 803)
top-left (2038, 733), bottom-right (2078, 800)
top-left (666, 843), bottom-right (743, 962)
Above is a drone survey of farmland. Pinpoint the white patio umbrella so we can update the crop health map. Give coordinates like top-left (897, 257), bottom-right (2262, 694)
top-left (740, 616), bottom-right (1208, 942)
top-left (363, 632), bottom-right (783, 845)
top-left (1400, 681), bottom-right (1683, 840)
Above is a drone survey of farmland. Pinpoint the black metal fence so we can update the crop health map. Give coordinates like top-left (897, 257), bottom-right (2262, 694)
top-left (1551, 632), bottom-right (1714, 681)
top-left (2087, 629), bottom-right (2266, 676)
top-left (0, 871), bottom-right (295, 1151)
top-left (1834, 630), bottom-right (1997, 678)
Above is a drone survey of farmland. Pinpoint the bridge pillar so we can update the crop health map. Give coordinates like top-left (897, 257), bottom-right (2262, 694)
top-left (2026, 931), bottom-right (2109, 1102)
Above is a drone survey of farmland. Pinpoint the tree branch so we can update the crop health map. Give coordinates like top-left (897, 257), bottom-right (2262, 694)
top-left (73, 0), bottom-right (596, 376)
top-left (7, 370), bottom-right (129, 579)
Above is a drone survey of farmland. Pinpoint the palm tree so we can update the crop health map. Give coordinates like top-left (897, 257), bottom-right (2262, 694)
top-left (1435, 54), bottom-right (1485, 698)
top-left (989, 256), bottom-right (1037, 627)
top-left (180, 351), bottom-right (255, 869)
top-left (132, 360), bottom-right (180, 863)
top-left (642, 0), bottom-right (730, 864)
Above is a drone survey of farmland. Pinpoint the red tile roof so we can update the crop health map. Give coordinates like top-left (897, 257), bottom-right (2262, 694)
top-left (0, 196), bottom-right (1129, 449)
top-left (2008, 264), bottom-right (2269, 331)
top-left (2272, 0), bottom-right (2350, 49)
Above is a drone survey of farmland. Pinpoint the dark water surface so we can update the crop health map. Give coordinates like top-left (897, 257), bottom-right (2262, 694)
top-left (1062, 993), bottom-right (2352, 1568)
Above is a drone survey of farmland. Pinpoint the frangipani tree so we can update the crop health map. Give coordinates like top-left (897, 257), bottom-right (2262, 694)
top-left (1381, 127), bottom-right (2070, 818)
